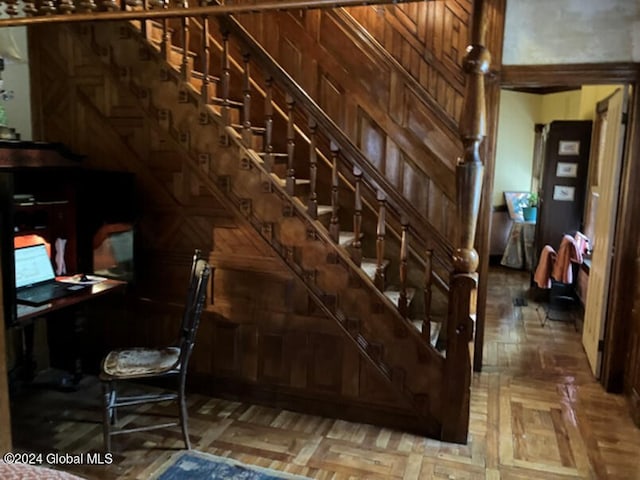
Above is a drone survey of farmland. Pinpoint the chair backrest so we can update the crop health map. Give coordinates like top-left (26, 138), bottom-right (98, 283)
top-left (178, 256), bottom-right (212, 376)
top-left (179, 249), bottom-right (206, 339)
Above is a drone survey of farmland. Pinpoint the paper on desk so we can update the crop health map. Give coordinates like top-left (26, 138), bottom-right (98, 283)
top-left (57, 274), bottom-right (108, 285)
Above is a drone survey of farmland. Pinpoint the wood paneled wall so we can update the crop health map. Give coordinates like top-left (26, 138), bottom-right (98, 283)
top-left (233, 3), bottom-right (467, 242)
top-left (26, 24), bottom-right (430, 431)
top-left (346, 2), bottom-right (469, 125)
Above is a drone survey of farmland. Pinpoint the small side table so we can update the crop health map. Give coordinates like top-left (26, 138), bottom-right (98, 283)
top-left (500, 221), bottom-right (536, 270)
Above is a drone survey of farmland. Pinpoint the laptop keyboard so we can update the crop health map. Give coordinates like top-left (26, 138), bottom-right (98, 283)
top-left (17, 283), bottom-right (74, 304)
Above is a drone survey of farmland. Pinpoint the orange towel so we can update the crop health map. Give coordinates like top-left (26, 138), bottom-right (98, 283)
top-left (551, 234), bottom-right (583, 284)
top-left (534, 245), bottom-right (556, 289)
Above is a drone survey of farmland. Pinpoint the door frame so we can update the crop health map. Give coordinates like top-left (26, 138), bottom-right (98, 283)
top-left (495, 63), bottom-right (640, 392)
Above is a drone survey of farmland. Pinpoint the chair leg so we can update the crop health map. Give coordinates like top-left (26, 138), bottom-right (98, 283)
top-left (109, 389), bottom-right (118, 425)
top-left (102, 381), bottom-right (113, 452)
top-left (178, 384), bottom-right (191, 450)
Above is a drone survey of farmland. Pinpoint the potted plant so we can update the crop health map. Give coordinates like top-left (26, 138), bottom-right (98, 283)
top-left (521, 192), bottom-right (538, 222)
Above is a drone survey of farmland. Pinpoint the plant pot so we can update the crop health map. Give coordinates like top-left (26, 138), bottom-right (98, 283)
top-left (522, 206), bottom-right (537, 222)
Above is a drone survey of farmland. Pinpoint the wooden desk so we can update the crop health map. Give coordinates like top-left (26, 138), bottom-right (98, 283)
top-left (13, 279), bottom-right (126, 387)
top-left (16, 279), bottom-right (126, 323)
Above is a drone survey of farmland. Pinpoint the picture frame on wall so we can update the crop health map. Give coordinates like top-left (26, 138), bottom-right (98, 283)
top-left (553, 185), bottom-right (575, 201)
top-left (558, 140), bottom-right (580, 156)
top-left (556, 162), bottom-right (578, 178)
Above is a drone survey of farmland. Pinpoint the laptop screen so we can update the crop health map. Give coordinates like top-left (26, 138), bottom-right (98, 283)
top-left (14, 244), bottom-right (56, 289)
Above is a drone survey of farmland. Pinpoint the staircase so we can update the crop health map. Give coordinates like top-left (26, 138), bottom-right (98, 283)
top-left (36, 0), bottom-right (485, 442)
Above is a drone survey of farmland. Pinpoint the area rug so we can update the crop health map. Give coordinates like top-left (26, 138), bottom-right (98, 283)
top-left (150, 450), bottom-right (312, 480)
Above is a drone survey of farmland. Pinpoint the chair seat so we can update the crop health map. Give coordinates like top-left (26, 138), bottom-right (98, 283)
top-left (102, 347), bottom-right (180, 378)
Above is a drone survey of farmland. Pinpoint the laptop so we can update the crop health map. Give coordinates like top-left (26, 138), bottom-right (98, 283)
top-left (14, 244), bottom-right (87, 306)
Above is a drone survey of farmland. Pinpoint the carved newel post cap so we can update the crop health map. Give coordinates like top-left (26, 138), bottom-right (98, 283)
top-left (463, 45), bottom-right (491, 74)
top-left (452, 247), bottom-right (479, 273)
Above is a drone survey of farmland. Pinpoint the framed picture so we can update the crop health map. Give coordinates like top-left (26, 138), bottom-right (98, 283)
top-left (553, 185), bottom-right (575, 201)
top-left (556, 162), bottom-right (578, 178)
top-left (558, 140), bottom-right (580, 156)
top-left (504, 191), bottom-right (530, 222)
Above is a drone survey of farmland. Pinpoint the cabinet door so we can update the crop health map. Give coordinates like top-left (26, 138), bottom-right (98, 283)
top-left (536, 120), bottom-right (592, 254)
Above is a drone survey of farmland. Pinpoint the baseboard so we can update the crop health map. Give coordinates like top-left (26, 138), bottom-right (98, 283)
top-left (188, 373), bottom-right (442, 439)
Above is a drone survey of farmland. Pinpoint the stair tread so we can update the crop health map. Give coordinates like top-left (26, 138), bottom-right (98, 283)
top-left (191, 70), bottom-right (220, 83)
top-left (360, 258), bottom-right (391, 281)
top-left (274, 177), bottom-right (311, 187)
top-left (257, 152), bottom-right (289, 159)
top-left (383, 287), bottom-right (416, 305)
top-left (317, 205), bottom-right (332, 217)
top-left (211, 97), bottom-right (244, 109)
top-left (339, 232), bottom-right (356, 247)
top-left (231, 123), bottom-right (266, 134)
top-left (410, 319), bottom-right (442, 348)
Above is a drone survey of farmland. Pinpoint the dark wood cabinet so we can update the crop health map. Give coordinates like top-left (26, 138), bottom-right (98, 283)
top-left (0, 142), bottom-right (137, 326)
top-left (0, 165), bottom-right (81, 327)
top-left (535, 121), bottom-right (592, 255)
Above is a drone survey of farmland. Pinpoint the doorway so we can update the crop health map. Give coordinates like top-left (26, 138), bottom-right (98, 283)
top-left (490, 79), bottom-right (633, 386)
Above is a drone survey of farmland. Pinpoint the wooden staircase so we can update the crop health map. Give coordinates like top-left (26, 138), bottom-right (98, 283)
top-left (146, 16), bottom-right (452, 337)
top-left (19, 0), bottom-right (491, 442)
top-left (85, 17), bottom-right (461, 438)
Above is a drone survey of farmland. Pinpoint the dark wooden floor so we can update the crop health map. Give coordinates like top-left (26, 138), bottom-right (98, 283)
top-left (9, 267), bottom-right (640, 479)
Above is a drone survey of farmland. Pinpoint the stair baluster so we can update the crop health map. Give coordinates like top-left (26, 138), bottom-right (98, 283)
top-left (4, 0), bottom-right (18, 16)
top-left (151, 0), bottom-right (169, 60)
top-left (263, 77), bottom-right (274, 173)
top-left (200, 16), bottom-right (211, 103)
top-left (241, 52), bottom-right (252, 145)
top-left (398, 220), bottom-right (409, 318)
top-left (352, 167), bottom-right (362, 266)
top-left (329, 143), bottom-right (340, 243)
top-left (180, 3), bottom-right (191, 82)
top-left (220, 28), bottom-right (231, 141)
top-left (59, 0), bottom-right (76, 15)
top-left (135, 0), bottom-right (147, 39)
top-left (285, 94), bottom-right (296, 196)
top-left (23, 0), bottom-right (37, 15)
top-left (38, 0), bottom-right (56, 14)
top-left (423, 249), bottom-right (433, 342)
top-left (374, 192), bottom-right (386, 291)
top-left (308, 119), bottom-right (318, 218)
top-left (78, 0), bottom-right (97, 11)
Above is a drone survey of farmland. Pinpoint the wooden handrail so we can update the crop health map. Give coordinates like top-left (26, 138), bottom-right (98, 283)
top-left (0, 0), bottom-right (419, 27)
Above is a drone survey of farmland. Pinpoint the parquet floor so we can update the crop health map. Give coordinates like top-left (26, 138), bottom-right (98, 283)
top-left (9, 267), bottom-right (640, 479)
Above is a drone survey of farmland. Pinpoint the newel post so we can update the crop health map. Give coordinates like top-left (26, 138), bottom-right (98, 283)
top-left (441, 0), bottom-right (490, 443)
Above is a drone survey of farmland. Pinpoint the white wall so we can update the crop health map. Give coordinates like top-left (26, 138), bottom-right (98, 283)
top-left (493, 90), bottom-right (539, 206)
top-left (503, 0), bottom-right (640, 65)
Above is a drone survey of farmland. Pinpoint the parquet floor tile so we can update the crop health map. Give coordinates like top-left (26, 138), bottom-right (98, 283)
top-left (8, 267), bottom-right (640, 479)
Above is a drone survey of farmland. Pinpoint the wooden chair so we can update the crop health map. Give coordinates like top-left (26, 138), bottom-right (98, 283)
top-left (100, 250), bottom-right (212, 451)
